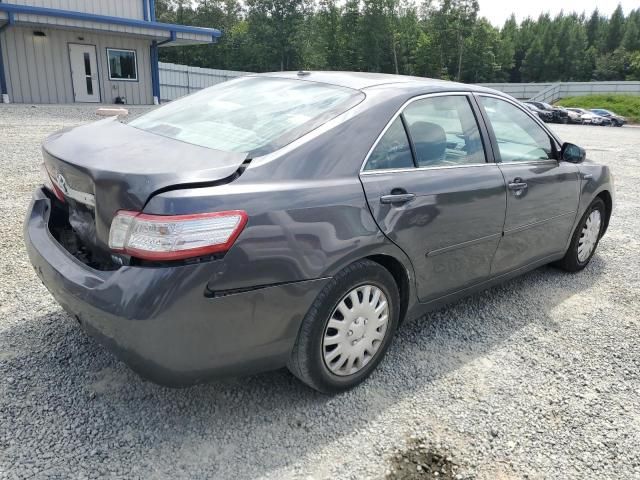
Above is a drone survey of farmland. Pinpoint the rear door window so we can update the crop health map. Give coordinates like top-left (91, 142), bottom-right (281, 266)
top-left (364, 118), bottom-right (414, 171)
top-left (403, 95), bottom-right (486, 167)
top-left (130, 76), bottom-right (364, 156)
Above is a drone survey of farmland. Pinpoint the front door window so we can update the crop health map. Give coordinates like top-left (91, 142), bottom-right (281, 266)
top-left (479, 96), bottom-right (554, 163)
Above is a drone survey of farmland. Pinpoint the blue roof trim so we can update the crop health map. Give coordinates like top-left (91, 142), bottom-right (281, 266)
top-left (0, 2), bottom-right (221, 39)
top-left (0, 11), bottom-right (16, 32)
top-left (0, 34), bottom-right (7, 95)
top-left (149, 0), bottom-right (157, 22)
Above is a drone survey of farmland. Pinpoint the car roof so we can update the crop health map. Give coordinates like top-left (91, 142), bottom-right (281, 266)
top-left (256, 71), bottom-right (495, 94)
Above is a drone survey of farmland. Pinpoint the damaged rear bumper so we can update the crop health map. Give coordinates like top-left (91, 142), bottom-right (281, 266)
top-left (24, 188), bottom-right (329, 386)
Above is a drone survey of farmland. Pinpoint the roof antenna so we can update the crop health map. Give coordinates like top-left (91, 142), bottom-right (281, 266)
top-left (297, 71), bottom-right (311, 77)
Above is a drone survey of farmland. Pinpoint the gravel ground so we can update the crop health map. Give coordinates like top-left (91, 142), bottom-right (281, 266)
top-left (1, 105), bottom-right (639, 480)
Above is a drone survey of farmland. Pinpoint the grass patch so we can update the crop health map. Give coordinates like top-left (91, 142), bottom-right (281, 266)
top-left (556, 94), bottom-right (640, 123)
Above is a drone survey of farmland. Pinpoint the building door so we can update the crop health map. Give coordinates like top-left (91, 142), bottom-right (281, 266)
top-left (68, 44), bottom-right (100, 103)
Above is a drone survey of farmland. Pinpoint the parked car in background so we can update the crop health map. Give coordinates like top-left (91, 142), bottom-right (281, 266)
top-left (25, 72), bottom-right (615, 393)
top-left (556, 106), bottom-right (582, 124)
top-left (590, 109), bottom-right (626, 127)
top-left (566, 108), bottom-right (609, 126)
top-left (524, 102), bottom-right (554, 123)
top-left (525, 101), bottom-right (569, 124)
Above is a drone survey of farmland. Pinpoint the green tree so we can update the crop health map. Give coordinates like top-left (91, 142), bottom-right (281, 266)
top-left (245, 0), bottom-right (309, 71)
top-left (154, 0), bottom-right (638, 82)
top-left (521, 37), bottom-right (545, 81)
top-left (594, 47), bottom-right (629, 80)
top-left (341, 0), bottom-right (362, 71)
top-left (605, 4), bottom-right (625, 52)
top-left (586, 9), bottom-right (602, 49)
top-left (628, 51), bottom-right (640, 80)
top-left (621, 11), bottom-right (640, 51)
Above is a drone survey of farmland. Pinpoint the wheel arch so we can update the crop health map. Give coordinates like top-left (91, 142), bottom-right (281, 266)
top-left (364, 254), bottom-right (411, 324)
top-left (596, 190), bottom-right (613, 235)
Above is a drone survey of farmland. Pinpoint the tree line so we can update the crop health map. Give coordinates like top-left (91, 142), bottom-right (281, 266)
top-left (156, 1), bottom-right (640, 83)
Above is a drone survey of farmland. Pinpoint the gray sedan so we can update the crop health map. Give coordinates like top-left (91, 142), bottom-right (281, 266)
top-left (25, 72), bottom-right (614, 393)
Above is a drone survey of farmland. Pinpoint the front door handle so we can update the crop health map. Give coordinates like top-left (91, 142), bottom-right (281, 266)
top-left (508, 178), bottom-right (528, 196)
top-left (380, 193), bottom-right (416, 204)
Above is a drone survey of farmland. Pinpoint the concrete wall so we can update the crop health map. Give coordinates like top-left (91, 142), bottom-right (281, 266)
top-left (158, 62), bottom-right (249, 101)
top-left (157, 65), bottom-right (640, 103)
top-left (478, 83), bottom-right (554, 100)
top-left (7, 0), bottom-right (147, 21)
top-left (0, 26), bottom-right (153, 104)
top-left (529, 82), bottom-right (640, 103)
top-left (479, 82), bottom-right (640, 101)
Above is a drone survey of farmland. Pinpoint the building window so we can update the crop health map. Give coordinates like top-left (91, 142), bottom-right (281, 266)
top-left (107, 49), bottom-right (138, 81)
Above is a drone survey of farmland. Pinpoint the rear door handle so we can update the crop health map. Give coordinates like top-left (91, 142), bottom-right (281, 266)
top-left (380, 193), bottom-right (416, 204)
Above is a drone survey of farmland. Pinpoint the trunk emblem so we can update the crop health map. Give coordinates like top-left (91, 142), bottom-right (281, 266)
top-left (53, 172), bottom-right (96, 208)
top-left (56, 173), bottom-right (69, 194)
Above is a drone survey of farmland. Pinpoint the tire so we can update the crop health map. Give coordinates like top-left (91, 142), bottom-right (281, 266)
top-left (288, 259), bottom-right (400, 393)
top-left (554, 198), bottom-right (606, 272)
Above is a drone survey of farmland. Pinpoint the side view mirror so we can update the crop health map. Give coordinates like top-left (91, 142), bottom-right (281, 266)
top-left (561, 142), bottom-right (586, 163)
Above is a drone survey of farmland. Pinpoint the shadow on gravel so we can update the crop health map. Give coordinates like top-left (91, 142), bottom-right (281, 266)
top-left (2, 258), bottom-right (605, 477)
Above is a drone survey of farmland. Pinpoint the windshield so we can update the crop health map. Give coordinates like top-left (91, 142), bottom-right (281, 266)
top-left (129, 76), bottom-right (364, 156)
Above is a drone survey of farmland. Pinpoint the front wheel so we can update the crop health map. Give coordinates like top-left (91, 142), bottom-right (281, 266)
top-left (554, 198), bottom-right (606, 272)
top-left (288, 259), bottom-right (400, 393)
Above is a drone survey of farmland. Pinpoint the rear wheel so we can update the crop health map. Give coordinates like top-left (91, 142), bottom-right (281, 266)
top-left (554, 198), bottom-right (606, 272)
top-left (288, 259), bottom-right (400, 393)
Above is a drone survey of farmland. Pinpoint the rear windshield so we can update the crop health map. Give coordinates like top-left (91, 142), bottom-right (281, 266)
top-left (129, 76), bottom-right (364, 156)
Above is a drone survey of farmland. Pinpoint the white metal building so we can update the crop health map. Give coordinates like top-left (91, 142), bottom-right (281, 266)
top-left (0, 1), bottom-right (220, 104)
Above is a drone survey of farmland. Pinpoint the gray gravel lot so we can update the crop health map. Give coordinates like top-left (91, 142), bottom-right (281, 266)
top-left (1, 104), bottom-right (639, 480)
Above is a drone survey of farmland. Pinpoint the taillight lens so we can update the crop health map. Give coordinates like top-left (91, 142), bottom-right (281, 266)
top-left (109, 210), bottom-right (248, 261)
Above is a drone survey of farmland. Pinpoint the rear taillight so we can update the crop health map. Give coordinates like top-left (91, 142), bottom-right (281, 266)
top-left (40, 163), bottom-right (65, 203)
top-left (108, 210), bottom-right (248, 261)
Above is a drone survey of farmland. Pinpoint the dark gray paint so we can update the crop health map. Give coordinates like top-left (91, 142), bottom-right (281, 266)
top-left (25, 72), bottom-right (614, 385)
top-left (361, 165), bottom-right (507, 301)
top-left (25, 188), bottom-right (330, 385)
top-left (492, 161), bottom-right (580, 274)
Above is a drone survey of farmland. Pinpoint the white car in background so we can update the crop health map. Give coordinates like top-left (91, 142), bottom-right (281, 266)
top-left (566, 108), bottom-right (610, 126)
top-left (557, 107), bottom-right (583, 124)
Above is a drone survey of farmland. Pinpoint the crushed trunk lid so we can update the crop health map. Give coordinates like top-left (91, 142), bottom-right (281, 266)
top-left (42, 117), bottom-right (248, 251)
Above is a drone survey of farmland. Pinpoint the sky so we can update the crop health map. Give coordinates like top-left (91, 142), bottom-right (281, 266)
top-left (478, 0), bottom-right (638, 27)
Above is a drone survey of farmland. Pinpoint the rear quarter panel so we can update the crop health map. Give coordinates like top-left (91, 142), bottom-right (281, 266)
top-left (143, 90), bottom-right (419, 297)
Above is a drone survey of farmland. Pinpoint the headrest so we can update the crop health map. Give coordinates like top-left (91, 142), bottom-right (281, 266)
top-left (410, 122), bottom-right (446, 167)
